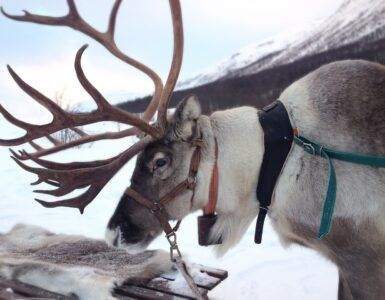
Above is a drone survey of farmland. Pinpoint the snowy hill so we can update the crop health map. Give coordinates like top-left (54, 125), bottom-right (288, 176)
top-left (178, 0), bottom-right (385, 89)
top-left (177, 24), bottom-right (319, 89)
top-left (235, 0), bottom-right (385, 78)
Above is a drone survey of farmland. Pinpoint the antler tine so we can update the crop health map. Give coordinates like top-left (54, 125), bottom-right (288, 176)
top-left (74, 44), bottom-right (109, 111)
top-left (74, 44), bottom-right (160, 135)
top-left (10, 135), bottom-right (152, 214)
top-left (0, 7), bottom-right (67, 26)
top-left (66, 0), bottom-right (80, 16)
top-left (1, 1), bottom-right (84, 29)
top-left (80, 44), bottom-right (162, 134)
top-left (29, 141), bottom-right (44, 151)
top-left (7, 66), bottom-right (68, 117)
top-left (35, 185), bottom-right (102, 214)
top-left (156, 0), bottom-right (184, 132)
top-left (1, 0), bottom-right (164, 127)
top-left (107, 0), bottom-right (123, 37)
top-left (0, 102), bottom-right (37, 131)
top-left (71, 127), bottom-right (87, 137)
top-left (15, 127), bottom-right (141, 160)
top-left (45, 135), bottom-right (62, 146)
top-left (9, 148), bottom-right (117, 170)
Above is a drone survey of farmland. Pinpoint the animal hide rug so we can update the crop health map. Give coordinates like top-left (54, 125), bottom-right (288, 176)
top-left (0, 224), bottom-right (173, 299)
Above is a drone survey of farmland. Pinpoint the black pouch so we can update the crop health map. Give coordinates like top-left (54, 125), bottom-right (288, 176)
top-left (197, 214), bottom-right (222, 246)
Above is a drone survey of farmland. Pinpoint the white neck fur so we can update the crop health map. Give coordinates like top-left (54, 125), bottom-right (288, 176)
top-left (194, 106), bottom-right (265, 255)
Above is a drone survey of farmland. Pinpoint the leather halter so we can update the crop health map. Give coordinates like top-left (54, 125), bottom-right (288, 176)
top-left (197, 140), bottom-right (221, 246)
top-left (124, 138), bottom-right (220, 257)
top-left (204, 140), bottom-right (219, 215)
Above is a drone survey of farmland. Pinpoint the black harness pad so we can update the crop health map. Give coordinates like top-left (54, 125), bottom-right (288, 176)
top-left (255, 100), bottom-right (293, 243)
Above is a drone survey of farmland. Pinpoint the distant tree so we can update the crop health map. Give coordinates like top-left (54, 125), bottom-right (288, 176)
top-left (52, 90), bottom-right (85, 146)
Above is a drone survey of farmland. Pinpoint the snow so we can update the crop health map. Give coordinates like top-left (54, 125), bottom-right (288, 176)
top-left (257, 0), bottom-right (385, 73)
top-left (177, 23), bottom-right (319, 90)
top-left (0, 122), bottom-right (338, 299)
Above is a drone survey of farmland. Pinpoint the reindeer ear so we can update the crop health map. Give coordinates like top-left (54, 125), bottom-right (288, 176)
top-left (168, 95), bottom-right (201, 140)
top-left (174, 94), bottom-right (201, 122)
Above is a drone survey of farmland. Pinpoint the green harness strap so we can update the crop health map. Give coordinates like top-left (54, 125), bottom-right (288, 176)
top-left (294, 135), bottom-right (385, 239)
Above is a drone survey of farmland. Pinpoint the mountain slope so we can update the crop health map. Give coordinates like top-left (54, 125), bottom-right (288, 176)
top-left (235, 0), bottom-right (385, 78)
top-left (119, 0), bottom-right (385, 114)
top-left (177, 23), bottom-right (319, 90)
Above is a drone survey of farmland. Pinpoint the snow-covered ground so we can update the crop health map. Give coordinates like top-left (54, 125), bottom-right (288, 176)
top-left (0, 121), bottom-right (338, 299)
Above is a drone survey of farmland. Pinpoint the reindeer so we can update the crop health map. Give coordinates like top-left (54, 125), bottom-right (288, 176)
top-left (1, 1), bottom-right (385, 299)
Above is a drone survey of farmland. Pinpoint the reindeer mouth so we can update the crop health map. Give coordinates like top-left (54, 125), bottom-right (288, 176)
top-left (105, 227), bottom-right (155, 254)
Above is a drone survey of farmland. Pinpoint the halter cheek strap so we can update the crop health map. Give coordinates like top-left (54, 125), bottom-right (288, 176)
top-left (197, 139), bottom-right (221, 246)
top-left (204, 139), bottom-right (219, 215)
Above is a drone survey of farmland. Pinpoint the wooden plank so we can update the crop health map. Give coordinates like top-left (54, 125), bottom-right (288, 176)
top-left (194, 264), bottom-right (228, 290)
top-left (0, 278), bottom-right (73, 300)
top-left (0, 287), bottom-right (32, 300)
top-left (141, 277), bottom-right (208, 299)
top-left (114, 285), bottom-right (187, 300)
top-left (161, 273), bottom-right (219, 291)
top-left (161, 264), bottom-right (228, 290)
top-left (192, 264), bottom-right (228, 280)
top-left (130, 265), bottom-right (228, 298)
top-left (0, 289), bottom-right (53, 300)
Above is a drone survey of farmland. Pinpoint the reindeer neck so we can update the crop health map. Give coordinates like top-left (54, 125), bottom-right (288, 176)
top-left (194, 106), bottom-right (265, 217)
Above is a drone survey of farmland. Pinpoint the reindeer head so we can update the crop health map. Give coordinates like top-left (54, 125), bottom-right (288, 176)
top-left (105, 95), bottom-right (214, 249)
top-left (0, 1), bottom-right (218, 251)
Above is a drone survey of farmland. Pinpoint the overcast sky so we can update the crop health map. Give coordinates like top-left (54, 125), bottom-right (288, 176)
top-left (0, 0), bottom-right (343, 118)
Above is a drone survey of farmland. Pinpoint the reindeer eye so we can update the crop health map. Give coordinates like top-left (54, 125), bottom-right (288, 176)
top-left (155, 158), bottom-right (168, 168)
top-left (150, 153), bottom-right (170, 172)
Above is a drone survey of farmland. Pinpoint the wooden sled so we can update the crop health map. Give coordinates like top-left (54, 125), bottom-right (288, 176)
top-left (0, 264), bottom-right (227, 300)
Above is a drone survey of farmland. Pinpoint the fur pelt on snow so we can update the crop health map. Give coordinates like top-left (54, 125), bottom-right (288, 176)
top-left (0, 224), bottom-right (173, 299)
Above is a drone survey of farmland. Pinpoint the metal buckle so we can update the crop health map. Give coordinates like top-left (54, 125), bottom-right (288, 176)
top-left (166, 231), bottom-right (182, 261)
top-left (302, 142), bottom-right (316, 155)
top-left (186, 176), bottom-right (197, 189)
top-left (150, 202), bottom-right (162, 214)
top-left (191, 138), bottom-right (204, 147)
top-left (318, 145), bottom-right (324, 156)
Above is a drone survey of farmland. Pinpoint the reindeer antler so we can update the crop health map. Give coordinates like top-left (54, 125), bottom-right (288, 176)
top-left (9, 136), bottom-right (152, 214)
top-left (0, 0), bottom-right (184, 212)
